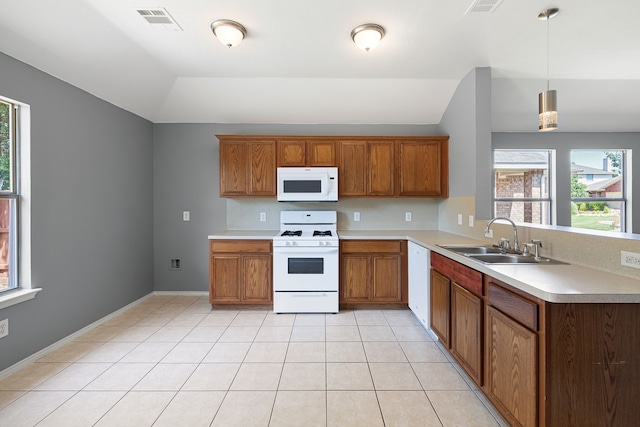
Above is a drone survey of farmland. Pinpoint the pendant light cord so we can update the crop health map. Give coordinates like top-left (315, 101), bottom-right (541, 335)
top-left (546, 13), bottom-right (550, 92)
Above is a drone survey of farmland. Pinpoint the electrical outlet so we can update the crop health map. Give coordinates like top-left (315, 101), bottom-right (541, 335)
top-left (485, 229), bottom-right (494, 238)
top-left (405, 212), bottom-right (412, 222)
top-left (0, 319), bottom-right (7, 339)
top-left (169, 259), bottom-right (181, 271)
top-left (182, 211), bottom-right (190, 221)
top-left (621, 251), bottom-right (640, 269)
top-left (457, 214), bottom-right (462, 225)
top-left (468, 215), bottom-right (474, 227)
top-left (354, 212), bottom-right (360, 222)
top-left (260, 212), bottom-right (266, 222)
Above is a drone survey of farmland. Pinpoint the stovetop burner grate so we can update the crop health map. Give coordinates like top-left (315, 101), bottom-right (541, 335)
top-left (281, 230), bottom-right (302, 237)
top-left (313, 230), bottom-right (332, 237)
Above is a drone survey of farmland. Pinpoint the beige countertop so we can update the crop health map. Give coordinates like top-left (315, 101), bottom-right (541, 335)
top-left (209, 229), bottom-right (640, 304)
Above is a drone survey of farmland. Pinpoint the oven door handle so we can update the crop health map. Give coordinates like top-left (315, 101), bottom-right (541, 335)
top-left (273, 248), bottom-right (339, 255)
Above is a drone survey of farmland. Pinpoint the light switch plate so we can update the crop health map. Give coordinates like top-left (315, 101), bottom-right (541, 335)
top-left (260, 212), bottom-right (266, 222)
top-left (457, 214), bottom-right (462, 225)
top-left (468, 215), bottom-right (474, 227)
top-left (182, 211), bottom-right (190, 221)
top-left (405, 212), bottom-right (412, 222)
top-left (354, 212), bottom-right (360, 222)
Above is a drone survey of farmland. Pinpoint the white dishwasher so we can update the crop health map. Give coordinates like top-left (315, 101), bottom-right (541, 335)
top-left (408, 241), bottom-right (430, 330)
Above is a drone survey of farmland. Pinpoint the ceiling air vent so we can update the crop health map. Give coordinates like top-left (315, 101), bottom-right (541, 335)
top-left (136, 7), bottom-right (182, 31)
top-left (465, 0), bottom-right (504, 14)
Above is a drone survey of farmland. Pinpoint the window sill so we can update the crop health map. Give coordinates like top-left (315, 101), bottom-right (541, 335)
top-left (0, 288), bottom-right (42, 310)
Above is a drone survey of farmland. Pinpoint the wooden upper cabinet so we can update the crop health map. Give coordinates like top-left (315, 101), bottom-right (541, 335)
top-left (338, 139), bottom-right (394, 197)
top-left (397, 138), bottom-right (448, 197)
top-left (218, 136), bottom-right (276, 197)
top-left (368, 141), bottom-right (395, 196)
top-left (277, 139), bottom-right (336, 167)
top-left (338, 140), bottom-right (367, 196)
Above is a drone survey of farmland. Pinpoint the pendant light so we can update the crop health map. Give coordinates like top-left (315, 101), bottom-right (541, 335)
top-left (211, 19), bottom-right (247, 48)
top-left (351, 24), bottom-right (385, 52)
top-left (538, 8), bottom-right (559, 131)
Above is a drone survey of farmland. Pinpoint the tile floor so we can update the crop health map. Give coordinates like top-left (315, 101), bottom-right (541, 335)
top-left (0, 295), bottom-right (508, 426)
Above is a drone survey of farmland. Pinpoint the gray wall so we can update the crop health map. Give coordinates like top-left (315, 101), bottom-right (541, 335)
top-left (0, 52), bottom-right (154, 372)
top-left (492, 132), bottom-right (640, 233)
top-left (439, 68), bottom-right (493, 219)
top-left (152, 123), bottom-right (441, 292)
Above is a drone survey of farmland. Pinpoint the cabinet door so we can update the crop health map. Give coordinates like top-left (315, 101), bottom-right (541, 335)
top-left (219, 140), bottom-right (248, 196)
top-left (278, 140), bottom-right (306, 166)
top-left (242, 254), bottom-right (272, 302)
top-left (307, 140), bottom-right (336, 166)
top-left (210, 255), bottom-right (241, 302)
top-left (430, 269), bottom-right (450, 347)
top-left (372, 255), bottom-right (402, 302)
top-left (248, 141), bottom-right (276, 196)
top-left (340, 255), bottom-right (370, 302)
top-left (398, 140), bottom-right (445, 197)
top-left (486, 306), bottom-right (537, 427)
top-left (451, 282), bottom-right (483, 385)
top-left (368, 141), bottom-right (395, 195)
top-left (339, 140), bottom-right (367, 196)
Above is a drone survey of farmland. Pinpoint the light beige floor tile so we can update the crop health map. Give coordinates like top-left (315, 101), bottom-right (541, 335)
top-left (202, 342), bottom-right (251, 363)
top-left (412, 362), bottom-right (471, 390)
top-left (391, 324), bottom-right (432, 341)
top-left (0, 363), bottom-right (69, 390)
top-left (36, 390), bottom-right (125, 427)
top-left (199, 312), bottom-right (237, 327)
top-left (211, 391), bottom-right (276, 427)
top-left (325, 310), bottom-right (357, 326)
top-left (75, 326), bottom-right (127, 342)
top-left (0, 390), bottom-right (26, 410)
top-left (255, 326), bottom-right (293, 342)
top-left (153, 391), bottom-right (225, 427)
top-left (84, 363), bottom-right (155, 390)
top-left (36, 341), bottom-right (102, 363)
top-left (326, 363), bottom-right (373, 390)
top-left (326, 341), bottom-right (366, 362)
top-left (135, 313), bottom-right (174, 326)
top-left (0, 390), bottom-right (75, 427)
top-left (77, 342), bottom-right (139, 363)
top-left (358, 325), bottom-right (397, 341)
top-left (377, 390), bottom-right (443, 427)
top-left (167, 312), bottom-right (207, 327)
top-left (354, 310), bottom-right (388, 326)
top-left (399, 341), bottom-right (449, 363)
top-left (327, 390), bottom-right (384, 426)
top-left (383, 310), bottom-right (421, 326)
top-left (161, 342), bottom-right (214, 363)
top-left (428, 390), bottom-right (500, 426)
top-left (285, 342), bottom-right (326, 362)
top-left (290, 326), bottom-right (325, 341)
top-left (133, 363), bottom-right (197, 391)
top-left (118, 342), bottom-right (175, 363)
top-left (35, 363), bottom-right (112, 390)
top-left (230, 312), bottom-right (267, 326)
top-left (230, 363), bottom-right (283, 390)
top-left (244, 342), bottom-right (289, 362)
top-left (218, 326), bottom-right (260, 342)
top-left (369, 362), bottom-right (422, 390)
top-left (145, 326), bottom-right (192, 342)
top-left (363, 341), bottom-right (408, 362)
top-left (270, 390), bottom-right (326, 427)
top-left (94, 391), bottom-right (175, 427)
top-left (326, 325), bottom-right (361, 341)
top-left (182, 326), bottom-right (227, 343)
top-left (262, 313), bottom-right (296, 326)
top-left (181, 363), bottom-right (240, 390)
top-left (111, 326), bottom-right (160, 342)
top-left (294, 313), bottom-right (326, 326)
top-left (102, 314), bottom-right (146, 328)
top-left (278, 363), bottom-right (326, 390)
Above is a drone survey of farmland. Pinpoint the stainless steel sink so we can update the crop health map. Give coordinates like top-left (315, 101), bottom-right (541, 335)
top-left (466, 254), bottom-right (539, 264)
top-left (438, 245), bottom-right (502, 255)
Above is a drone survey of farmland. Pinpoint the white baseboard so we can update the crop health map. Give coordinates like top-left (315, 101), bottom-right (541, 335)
top-left (0, 291), bottom-right (188, 380)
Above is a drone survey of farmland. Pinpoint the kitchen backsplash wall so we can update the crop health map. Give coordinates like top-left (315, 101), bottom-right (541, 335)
top-left (227, 198), bottom-right (441, 231)
top-left (440, 196), bottom-right (640, 280)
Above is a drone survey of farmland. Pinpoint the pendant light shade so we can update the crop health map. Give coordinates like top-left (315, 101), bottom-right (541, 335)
top-left (351, 24), bottom-right (385, 52)
top-left (211, 19), bottom-right (246, 48)
top-left (538, 8), bottom-right (559, 132)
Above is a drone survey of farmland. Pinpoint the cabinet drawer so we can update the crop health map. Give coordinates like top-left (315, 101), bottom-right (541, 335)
top-left (431, 252), bottom-right (483, 297)
top-left (341, 240), bottom-right (402, 253)
top-left (210, 240), bottom-right (272, 254)
top-left (487, 281), bottom-right (538, 331)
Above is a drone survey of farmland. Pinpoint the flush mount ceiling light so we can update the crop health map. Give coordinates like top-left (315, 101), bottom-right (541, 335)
top-left (538, 7), bottom-right (560, 132)
top-left (211, 19), bottom-right (247, 48)
top-left (351, 24), bottom-right (385, 52)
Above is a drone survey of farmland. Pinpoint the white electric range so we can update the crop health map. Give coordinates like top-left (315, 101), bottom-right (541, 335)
top-left (272, 210), bottom-right (339, 314)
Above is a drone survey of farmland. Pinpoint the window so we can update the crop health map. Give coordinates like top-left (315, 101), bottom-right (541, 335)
top-left (0, 100), bottom-right (17, 292)
top-left (493, 150), bottom-right (552, 225)
top-left (571, 150), bottom-right (629, 232)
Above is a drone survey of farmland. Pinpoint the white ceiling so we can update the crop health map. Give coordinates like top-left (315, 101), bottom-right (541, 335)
top-left (1, 0), bottom-right (639, 132)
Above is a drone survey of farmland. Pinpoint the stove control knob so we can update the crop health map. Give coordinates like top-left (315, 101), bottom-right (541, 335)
top-left (318, 241), bottom-right (324, 246)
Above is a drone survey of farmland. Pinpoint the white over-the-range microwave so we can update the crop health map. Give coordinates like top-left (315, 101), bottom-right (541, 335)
top-left (277, 167), bottom-right (338, 202)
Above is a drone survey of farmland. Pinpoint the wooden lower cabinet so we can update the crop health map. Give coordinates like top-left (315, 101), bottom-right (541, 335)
top-left (340, 240), bottom-right (407, 304)
top-left (451, 282), bottom-right (483, 385)
top-left (429, 269), bottom-right (450, 347)
top-left (209, 240), bottom-right (272, 305)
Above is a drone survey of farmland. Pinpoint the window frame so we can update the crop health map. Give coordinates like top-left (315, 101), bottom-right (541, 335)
top-left (0, 99), bottom-right (19, 292)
